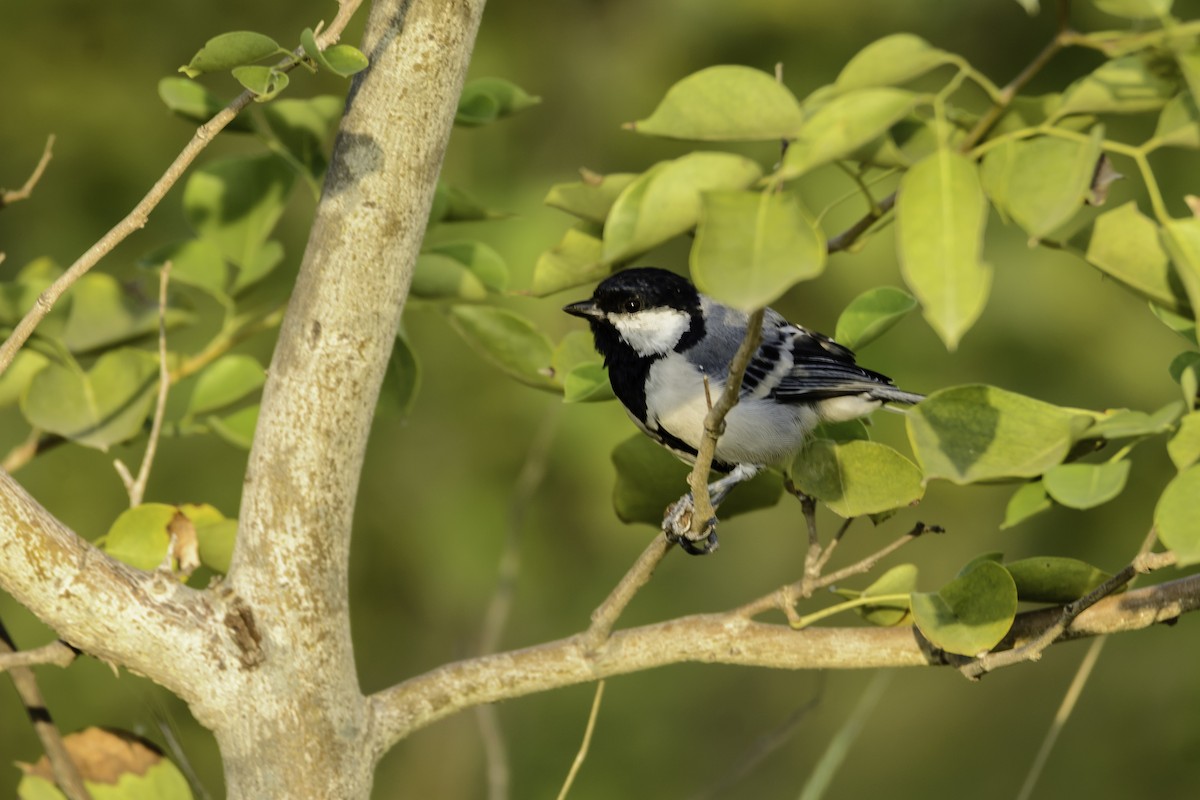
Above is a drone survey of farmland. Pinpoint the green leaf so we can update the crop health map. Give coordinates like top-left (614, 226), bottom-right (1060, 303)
top-left (690, 189), bottom-right (825, 311)
top-left (1168, 410), bottom-right (1200, 470)
top-left (182, 153), bottom-right (295, 277)
top-left (907, 384), bottom-right (1093, 484)
top-left (1170, 351), bottom-right (1200, 408)
top-left (778, 88), bottom-right (918, 179)
top-left (102, 503), bottom-right (177, 570)
top-left (790, 439), bottom-right (924, 518)
top-left (21, 348), bottom-right (159, 450)
top-left (1085, 402), bottom-right (1183, 440)
top-left (1006, 556), bottom-right (1113, 604)
top-left (1150, 303), bottom-right (1198, 345)
top-left (233, 239), bottom-right (284, 293)
top-left (1152, 94), bottom-right (1200, 149)
top-left (456, 77), bottom-right (540, 126)
top-left (629, 65), bottom-right (804, 141)
top-left (1057, 55), bottom-right (1178, 117)
top-left (1002, 481), bottom-right (1052, 529)
top-left (1160, 219), bottom-right (1200, 342)
top-left (1155, 463), bottom-right (1200, 565)
top-left (262, 96), bottom-right (343, 180)
top-left (911, 560), bottom-right (1017, 656)
top-left (157, 77), bottom-right (254, 132)
top-left (896, 149), bottom-right (991, 350)
top-left (833, 563), bottom-right (918, 626)
top-left (531, 227), bottom-right (608, 297)
top-left (812, 418), bottom-right (871, 443)
top-left (429, 181), bottom-right (505, 224)
top-left (610, 434), bottom-right (783, 526)
top-left (448, 305), bottom-right (557, 390)
top-left (180, 31), bottom-right (283, 78)
top-left (0, 350), bottom-right (48, 409)
top-left (544, 172), bottom-right (638, 224)
top-left (1085, 202), bottom-right (1188, 311)
top-left (411, 252), bottom-right (489, 301)
top-left (981, 128), bottom-right (1104, 239)
top-left (1042, 460), bottom-right (1131, 509)
top-left (603, 153), bottom-right (763, 262)
top-left (834, 286), bottom-right (918, 351)
top-left (62, 273), bottom-right (191, 353)
top-left (180, 503), bottom-right (236, 574)
top-left (19, 752), bottom-right (194, 800)
top-left (426, 241), bottom-right (508, 292)
top-left (231, 65), bottom-right (289, 102)
top-left (382, 333), bottom-right (421, 416)
top-left (140, 238), bottom-right (230, 299)
top-left (186, 354), bottom-right (265, 418)
top-left (552, 331), bottom-right (614, 402)
top-left (836, 34), bottom-right (956, 91)
top-left (321, 45), bottom-right (369, 78)
top-left (1091, 0), bottom-right (1173, 19)
top-left (208, 404), bottom-right (259, 449)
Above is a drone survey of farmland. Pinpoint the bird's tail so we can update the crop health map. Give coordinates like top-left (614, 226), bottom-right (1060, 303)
top-left (873, 387), bottom-right (925, 407)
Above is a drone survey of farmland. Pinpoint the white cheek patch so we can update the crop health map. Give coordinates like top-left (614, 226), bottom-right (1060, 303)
top-left (609, 307), bottom-right (691, 357)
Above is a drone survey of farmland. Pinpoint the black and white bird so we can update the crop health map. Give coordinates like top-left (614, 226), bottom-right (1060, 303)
top-left (564, 267), bottom-right (923, 554)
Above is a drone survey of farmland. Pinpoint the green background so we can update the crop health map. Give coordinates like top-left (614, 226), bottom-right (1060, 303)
top-left (2, 1), bottom-right (1197, 798)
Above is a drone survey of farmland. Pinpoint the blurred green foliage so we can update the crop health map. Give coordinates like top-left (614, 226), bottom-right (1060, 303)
top-left (2, 1), bottom-right (1200, 799)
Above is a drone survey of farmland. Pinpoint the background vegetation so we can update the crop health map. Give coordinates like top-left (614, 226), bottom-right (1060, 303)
top-left (2, 1), bottom-right (1197, 797)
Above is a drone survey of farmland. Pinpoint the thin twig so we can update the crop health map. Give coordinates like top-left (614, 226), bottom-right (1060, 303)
top-left (475, 410), bottom-right (559, 800)
top-left (0, 639), bottom-right (77, 673)
top-left (0, 134), bottom-right (55, 208)
top-left (959, 547), bottom-right (1175, 680)
top-left (554, 680), bottom-right (606, 800)
top-left (115, 262), bottom-right (172, 507)
top-left (685, 309), bottom-right (765, 538)
top-left (0, 620), bottom-right (91, 800)
top-left (582, 535), bottom-right (672, 649)
top-left (0, 2), bottom-right (363, 378)
top-left (798, 671), bottom-right (892, 800)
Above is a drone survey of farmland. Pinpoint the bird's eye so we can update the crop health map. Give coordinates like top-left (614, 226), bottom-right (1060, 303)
top-left (622, 298), bottom-right (643, 313)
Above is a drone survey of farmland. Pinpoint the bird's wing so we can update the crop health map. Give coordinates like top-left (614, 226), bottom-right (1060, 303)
top-left (742, 316), bottom-right (906, 403)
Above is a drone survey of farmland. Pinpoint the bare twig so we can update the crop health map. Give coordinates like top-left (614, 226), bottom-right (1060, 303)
top-left (798, 671), bottom-right (892, 800)
top-left (554, 681), bottom-right (606, 800)
top-left (114, 262), bottom-right (172, 508)
top-left (475, 410), bottom-right (559, 800)
top-left (1, 134), bottom-right (55, 209)
top-left (684, 309), bottom-right (766, 538)
top-left (0, 620), bottom-right (90, 800)
top-left (0, 2), bottom-right (363, 378)
top-left (0, 639), bottom-right (76, 673)
top-left (582, 535), bottom-right (673, 649)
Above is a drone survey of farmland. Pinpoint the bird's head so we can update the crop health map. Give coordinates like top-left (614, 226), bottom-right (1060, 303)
top-left (563, 267), bottom-right (704, 360)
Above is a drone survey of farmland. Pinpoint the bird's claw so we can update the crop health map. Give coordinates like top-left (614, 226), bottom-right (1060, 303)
top-left (663, 494), bottom-right (720, 555)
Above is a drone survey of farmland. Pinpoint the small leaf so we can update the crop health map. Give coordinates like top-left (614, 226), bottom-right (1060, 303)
top-left (1006, 556), bottom-right (1113, 604)
top-left (448, 305), bottom-right (557, 390)
top-left (907, 385), bottom-right (1093, 484)
top-left (1155, 463), bottom-right (1200, 565)
top-left (563, 363), bottom-right (615, 403)
top-left (530, 227), bottom-right (608, 297)
top-left (157, 77), bottom-right (254, 132)
top-left (1042, 460), bottom-right (1131, 509)
top-left (321, 45), bottom-right (369, 77)
top-left (102, 503), bottom-right (178, 570)
top-left (630, 65), bottom-right (804, 141)
top-left (1085, 201), bottom-right (1188, 311)
top-left (180, 503), bottom-right (236, 574)
top-left (778, 88), bottom-right (918, 179)
top-left (0, 350), bottom-right (48, 410)
top-left (1159, 219), bottom-right (1200, 342)
top-left (1085, 402), bottom-right (1183, 440)
top-left (186, 354), bottom-right (265, 418)
top-left (1168, 410), bottom-right (1200, 470)
top-left (603, 153), bottom-right (763, 262)
top-left (1091, 0), bottom-right (1173, 20)
top-left (63, 273), bottom-right (191, 353)
top-left (834, 286), bottom-right (918, 351)
top-left (690, 189), bottom-right (826, 311)
top-left (980, 128), bottom-right (1104, 239)
top-left (262, 96), bottom-right (343, 180)
top-left (544, 172), bottom-right (639, 224)
top-left (1153, 93), bottom-right (1200, 149)
top-left (456, 77), bottom-right (540, 126)
top-left (1057, 55), bottom-right (1178, 117)
top-left (910, 560), bottom-right (1017, 656)
top-left (836, 34), bottom-right (956, 91)
top-left (1002, 481), bottom-right (1053, 529)
top-left (22, 349), bottom-right (159, 450)
top-left (896, 149), bottom-right (991, 350)
top-left (411, 253), bottom-right (489, 301)
top-left (382, 333), bottom-right (421, 416)
top-left (231, 65), bottom-right (289, 101)
top-left (208, 404), bottom-right (259, 449)
top-left (834, 563), bottom-right (919, 626)
top-left (429, 181), bottom-right (505, 224)
top-left (181, 31), bottom-right (282, 77)
top-left (790, 439), bottom-right (924, 518)
top-left (426, 241), bottom-right (508, 292)
top-left (1170, 351), bottom-right (1200, 408)
top-left (140, 238), bottom-right (230, 299)
top-left (611, 434), bottom-right (782, 526)
top-left (1150, 304), bottom-right (1198, 345)
top-left (812, 419), bottom-right (871, 443)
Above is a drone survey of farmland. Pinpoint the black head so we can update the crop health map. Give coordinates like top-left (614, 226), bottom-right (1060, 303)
top-left (563, 268), bottom-right (705, 362)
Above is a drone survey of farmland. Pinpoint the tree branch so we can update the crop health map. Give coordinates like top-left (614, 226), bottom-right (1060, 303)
top-left (0, 134), bottom-right (55, 209)
top-left (370, 572), bottom-right (1200, 752)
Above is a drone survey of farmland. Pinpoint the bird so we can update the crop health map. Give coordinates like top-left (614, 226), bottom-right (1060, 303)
top-left (563, 267), bottom-right (923, 555)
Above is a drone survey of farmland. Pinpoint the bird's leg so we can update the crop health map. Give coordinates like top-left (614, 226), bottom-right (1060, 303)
top-left (663, 464), bottom-right (761, 555)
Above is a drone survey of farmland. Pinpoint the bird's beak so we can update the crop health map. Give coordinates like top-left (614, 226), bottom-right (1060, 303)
top-left (563, 299), bottom-right (602, 320)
